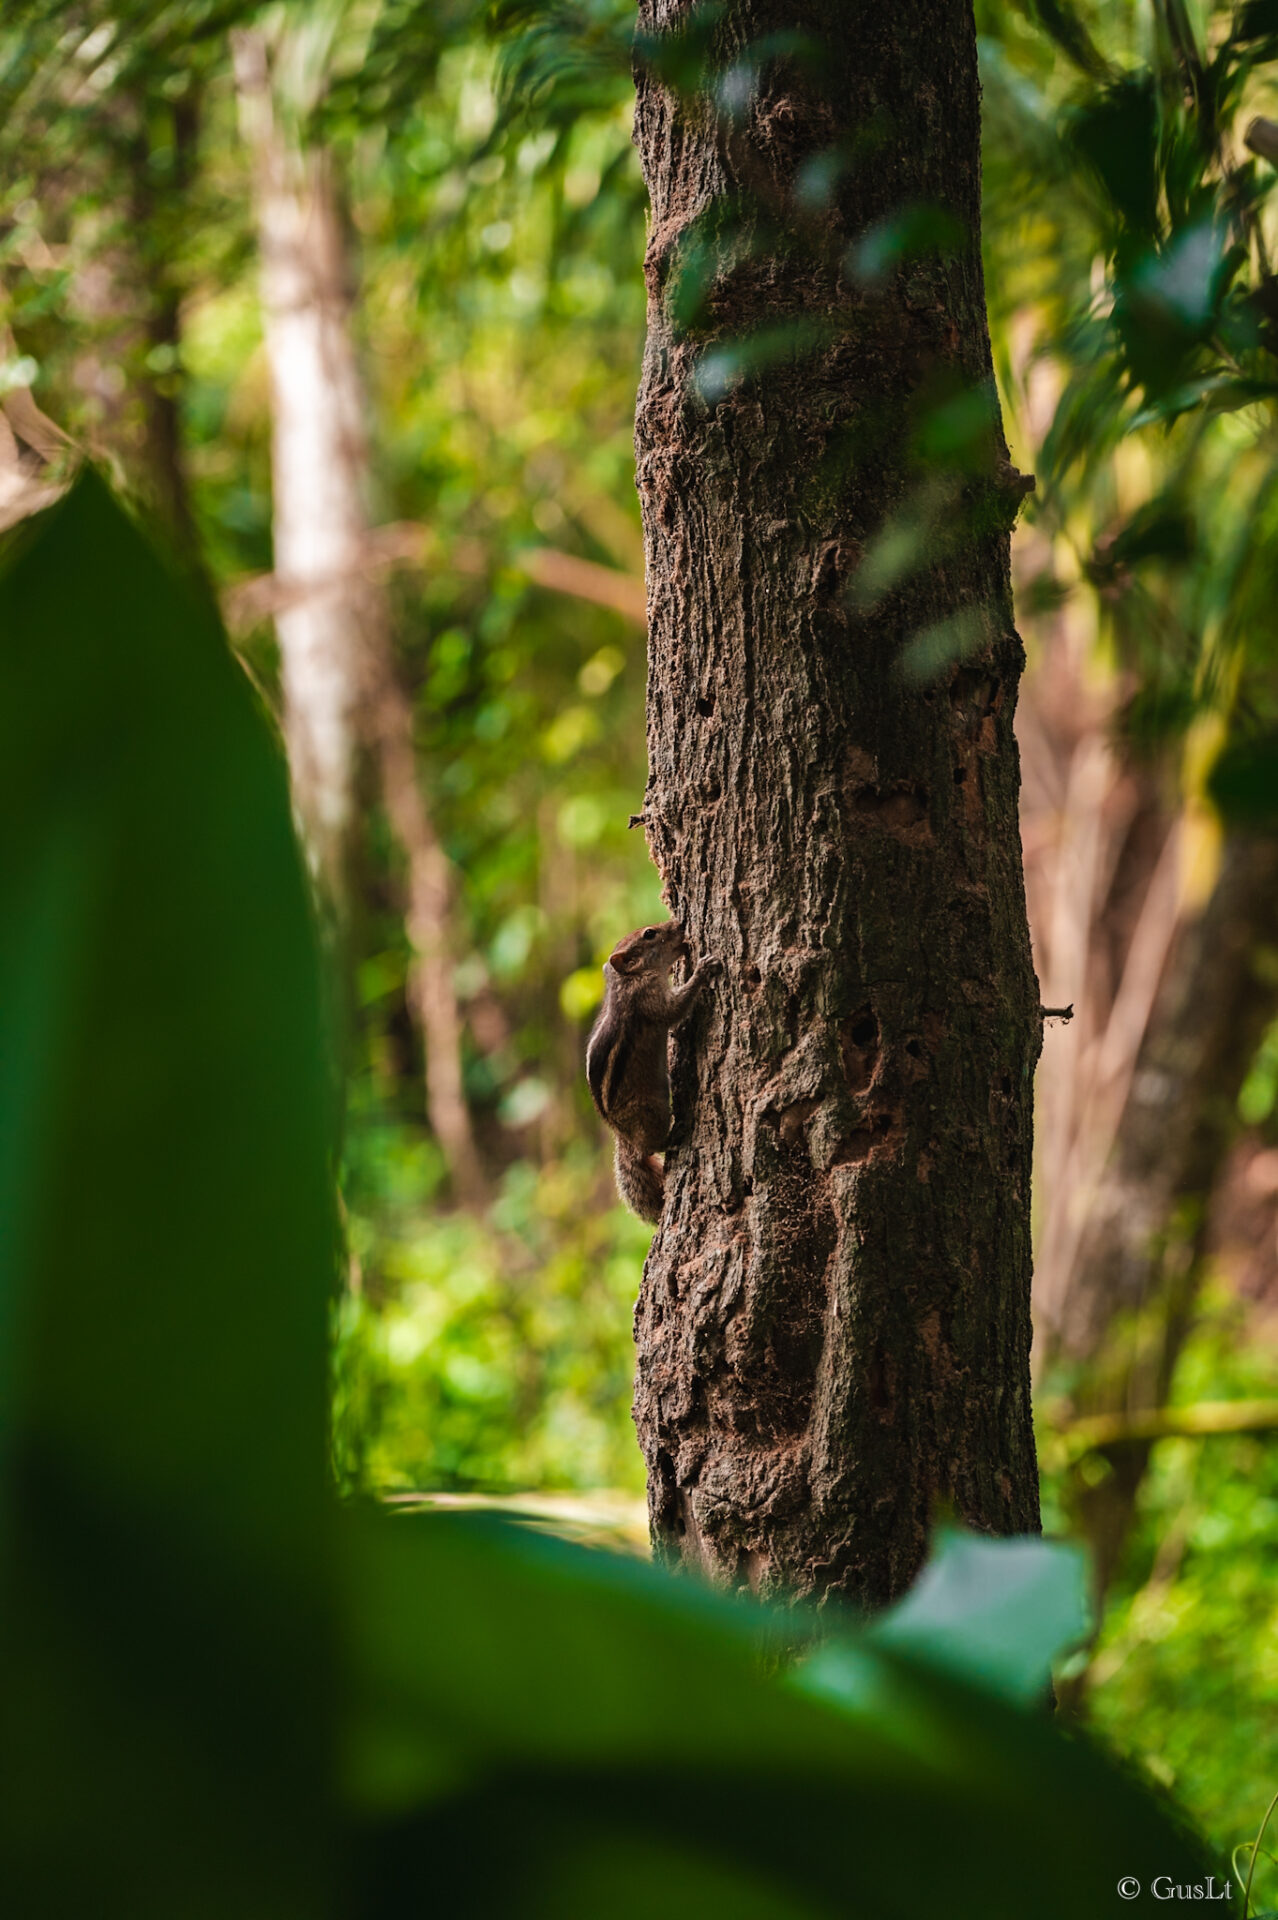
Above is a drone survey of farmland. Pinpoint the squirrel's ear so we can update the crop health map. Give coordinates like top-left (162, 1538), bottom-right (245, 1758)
top-left (610, 944), bottom-right (640, 975)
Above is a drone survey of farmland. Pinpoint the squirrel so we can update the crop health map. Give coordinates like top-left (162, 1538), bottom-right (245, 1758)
top-left (585, 921), bottom-right (720, 1222)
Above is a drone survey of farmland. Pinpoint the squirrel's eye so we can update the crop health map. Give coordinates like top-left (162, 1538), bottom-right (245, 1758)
top-left (643, 928), bottom-right (656, 940)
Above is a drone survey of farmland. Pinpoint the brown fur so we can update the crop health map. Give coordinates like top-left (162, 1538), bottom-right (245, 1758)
top-left (585, 922), bottom-right (719, 1222)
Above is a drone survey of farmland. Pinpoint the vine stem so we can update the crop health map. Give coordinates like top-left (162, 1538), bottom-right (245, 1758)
top-left (1241, 1784), bottom-right (1278, 1917)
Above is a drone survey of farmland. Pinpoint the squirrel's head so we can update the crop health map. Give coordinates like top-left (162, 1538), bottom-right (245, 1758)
top-left (607, 921), bottom-right (688, 977)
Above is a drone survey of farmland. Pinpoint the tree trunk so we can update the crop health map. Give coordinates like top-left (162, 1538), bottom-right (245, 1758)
top-left (128, 90), bottom-right (203, 565)
top-left (233, 28), bottom-right (485, 1205)
top-left (1013, 559), bottom-right (1278, 1643)
top-left (232, 30), bottom-right (367, 889)
top-left (1053, 832), bottom-right (1278, 1606)
top-left (366, 662), bottom-right (489, 1206)
top-left (1015, 621), bottom-right (1183, 1366)
top-left (631, 1), bottom-right (1043, 1607)
top-left (63, 91), bottom-right (202, 562)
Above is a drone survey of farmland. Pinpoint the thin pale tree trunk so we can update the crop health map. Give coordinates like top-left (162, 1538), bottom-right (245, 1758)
top-left (366, 660), bottom-right (488, 1205)
top-left (233, 28), bottom-right (484, 1204)
top-left (232, 30), bottom-right (366, 886)
top-left (631, 0), bottom-right (1042, 1607)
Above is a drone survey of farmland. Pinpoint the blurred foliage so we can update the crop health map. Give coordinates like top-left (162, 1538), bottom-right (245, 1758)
top-left (0, 0), bottom-right (659, 1491)
top-left (1042, 1290), bottom-right (1278, 1870)
top-left (0, 469), bottom-right (337, 1912)
top-left (3, 0), bottom-right (658, 1497)
top-left (319, 20), bottom-right (658, 1495)
top-left (7, 0), bottom-right (1278, 1878)
top-left (333, 1145), bottom-right (649, 1494)
top-left (980, 0), bottom-right (1278, 782)
top-left (984, 2), bottom-right (1278, 1858)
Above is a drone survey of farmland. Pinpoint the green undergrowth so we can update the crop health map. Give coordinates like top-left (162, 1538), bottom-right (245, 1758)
top-left (334, 1124), bottom-right (648, 1496)
top-left (1058, 1294), bottom-right (1278, 1866)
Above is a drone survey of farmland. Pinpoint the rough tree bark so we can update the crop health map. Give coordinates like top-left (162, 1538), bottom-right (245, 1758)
top-left (631, 2), bottom-right (1043, 1606)
top-left (233, 29), bottom-right (485, 1204)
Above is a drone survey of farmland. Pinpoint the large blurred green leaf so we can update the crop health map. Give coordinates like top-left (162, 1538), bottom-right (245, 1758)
top-left (0, 473), bottom-right (338, 1916)
top-left (343, 1510), bottom-right (1215, 1917)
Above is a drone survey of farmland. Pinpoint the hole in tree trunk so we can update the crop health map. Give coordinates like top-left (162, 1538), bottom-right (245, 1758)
top-left (840, 1007), bottom-right (879, 1091)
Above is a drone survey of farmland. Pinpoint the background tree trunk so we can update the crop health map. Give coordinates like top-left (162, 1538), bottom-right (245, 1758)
top-left (1051, 833), bottom-right (1278, 1608)
top-left (233, 28), bottom-right (485, 1205)
top-left (64, 90), bottom-right (202, 562)
top-left (631, 0), bottom-right (1042, 1607)
top-left (232, 30), bottom-right (367, 888)
top-left (1019, 640), bottom-right (1182, 1360)
top-left (1010, 492), bottom-right (1278, 1645)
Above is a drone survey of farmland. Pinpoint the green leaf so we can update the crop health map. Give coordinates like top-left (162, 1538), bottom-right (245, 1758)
top-left (846, 202), bottom-right (967, 286)
top-left (1023, 0), bottom-right (1112, 79)
top-left (345, 1510), bottom-right (1216, 1917)
top-left (1128, 372), bottom-right (1278, 429)
top-left (0, 474), bottom-right (338, 1916)
top-left (1208, 729), bottom-right (1278, 826)
top-left (1234, 0), bottom-right (1278, 42)
top-left (692, 318), bottom-right (838, 403)
top-left (1067, 75), bottom-right (1158, 237)
top-left (865, 1528), bottom-right (1089, 1704)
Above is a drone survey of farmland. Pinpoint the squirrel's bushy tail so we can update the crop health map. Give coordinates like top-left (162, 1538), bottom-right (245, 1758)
top-left (614, 1138), bottom-right (664, 1222)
